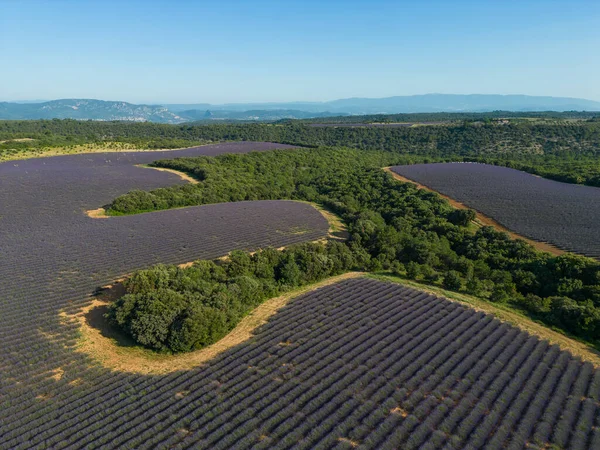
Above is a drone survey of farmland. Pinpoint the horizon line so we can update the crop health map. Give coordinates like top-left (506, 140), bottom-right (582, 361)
top-left (3, 92), bottom-right (600, 106)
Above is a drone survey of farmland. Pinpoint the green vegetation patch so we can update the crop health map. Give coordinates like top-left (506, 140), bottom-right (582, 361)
top-left (106, 242), bottom-right (356, 353)
top-left (105, 146), bottom-right (600, 350)
top-left (2, 119), bottom-right (600, 186)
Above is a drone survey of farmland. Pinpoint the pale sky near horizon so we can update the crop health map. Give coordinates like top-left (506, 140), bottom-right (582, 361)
top-left (1, 0), bottom-right (599, 104)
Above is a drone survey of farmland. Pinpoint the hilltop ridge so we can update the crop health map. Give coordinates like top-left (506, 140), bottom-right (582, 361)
top-left (1, 94), bottom-right (599, 123)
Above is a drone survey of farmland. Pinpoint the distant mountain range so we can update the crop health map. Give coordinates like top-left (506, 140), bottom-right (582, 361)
top-left (0, 99), bottom-right (183, 123)
top-left (166, 94), bottom-right (600, 115)
top-left (1, 94), bottom-right (599, 123)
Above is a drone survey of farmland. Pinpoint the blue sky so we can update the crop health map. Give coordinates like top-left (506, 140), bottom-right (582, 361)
top-left (1, 0), bottom-right (599, 104)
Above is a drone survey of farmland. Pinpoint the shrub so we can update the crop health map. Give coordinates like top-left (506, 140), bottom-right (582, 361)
top-left (448, 209), bottom-right (476, 227)
top-left (106, 288), bottom-right (187, 351)
top-left (443, 271), bottom-right (463, 291)
top-left (106, 242), bottom-right (357, 353)
top-left (406, 262), bottom-right (421, 279)
top-left (390, 261), bottom-right (406, 276)
top-left (490, 285), bottom-right (511, 303)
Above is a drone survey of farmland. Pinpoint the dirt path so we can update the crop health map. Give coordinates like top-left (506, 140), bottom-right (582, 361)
top-left (383, 167), bottom-right (565, 256)
top-left (63, 272), bottom-right (364, 374)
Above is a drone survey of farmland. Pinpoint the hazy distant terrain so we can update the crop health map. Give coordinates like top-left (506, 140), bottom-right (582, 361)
top-left (2, 94), bottom-right (600, 123)
top-left (0, 99), bottom-right (184, 123)
top-left (165, 94), bottom-right (600, 114)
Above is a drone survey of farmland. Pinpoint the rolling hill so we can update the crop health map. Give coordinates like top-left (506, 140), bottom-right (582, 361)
top-left (1, 94), bottom-right (599, 123)
top-left (0, 99), bottom-right (184, 123)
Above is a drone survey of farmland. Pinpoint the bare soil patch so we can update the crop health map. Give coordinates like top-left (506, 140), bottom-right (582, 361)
top-left (297, 201), bottom-right (349, 240)
top-left (390, 406), bottom-right (409, 417)
top-left (383, 167), bottom-right (565, 256)
top-left (63, 272), bottom-right (363, 374)
top-left (86, 207), bottom-right (108, 219)
top-left (0, 138), bottom-right (35, 144)
top-left (134, 164), bottom-right (200, 184)
top-left (42, 367), bottom-right (65, 381)
top-left (337, 437), bottom-right (360, 447)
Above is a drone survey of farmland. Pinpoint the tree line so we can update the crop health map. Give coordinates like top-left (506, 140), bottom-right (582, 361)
top-left (106, 242), bottom-right (356, 352)
top-left (106, 147), bottom-right (600, 352)
top-left (2, 119), bottom-right (599, 185)
top-left (289, 110), bottom-right (600, 124)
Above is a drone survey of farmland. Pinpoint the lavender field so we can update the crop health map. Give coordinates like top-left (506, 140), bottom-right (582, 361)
top-left (2, 143), bottom-right (599, 449)
top-left (2, 276), bottom-right (599, 449)
top-left (0, 142), bottom-right (329, 446)
top-left (391, 163), bottom-right (600, 259)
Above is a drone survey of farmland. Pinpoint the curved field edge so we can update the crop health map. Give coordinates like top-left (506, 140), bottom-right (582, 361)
top-left (85, 164), bottom-right (201, 219)
top-left (296, 201), bottom-right (348, 239)
top-left (370, 273), bottom-right (600, 367)
top-left (59, 270), bottom-right (600, 375)
top-left (87, 197), bottom-right (346, 241)
top-left (60, 272), bottom-right (363, 375)
top-left (58, 204), bottom-right (346, 374)
top-left (383, 167), bottom-right (566, 257)
top-left (134, 164), bottom-right (200, 184)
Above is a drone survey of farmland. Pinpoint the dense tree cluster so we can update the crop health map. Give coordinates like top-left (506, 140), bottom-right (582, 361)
top-left (3, 118), bottom-right (599, 185)
top-left (3, 128), bottom-right (599, 447)
top-left (292, 110), bottom-right (600, 124)
top-left (0, 120), bottom-right (597, 158)
top-left (108, 147), bottom-right (600, 349)
top-left (106, 242), bottom-right (355, 352)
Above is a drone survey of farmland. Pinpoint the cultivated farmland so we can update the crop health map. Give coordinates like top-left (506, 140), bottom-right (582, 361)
top-left (2, 277), bottom-right (599, 448)
top-left (391, 163), bottom-right (600, 259)
top-left (2, 140), bottom-right (600, 449)
top-left (0, 142), bottom-right (329, 446)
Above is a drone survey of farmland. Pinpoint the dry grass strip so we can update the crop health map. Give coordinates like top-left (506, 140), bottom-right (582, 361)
top-left (61, 272), bottom-right (363, 375)
top-left (383, 167), bottom-right (565, 256)
top-left (373, 274), bottom-right (600, 367)
top-left (134, 164), bottom-right (200, 184)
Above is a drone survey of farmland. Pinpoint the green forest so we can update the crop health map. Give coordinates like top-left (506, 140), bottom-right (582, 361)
top-left (2, 118), bottom-right (600, 353)
top-left (2, 118), bottom-right (600, 185)
top-left (106, 243), bottom-right (356, 353)
top-left (106, 147), bottom-right (600, 353)
top-left (291, 110), bottom-right (600, 123)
